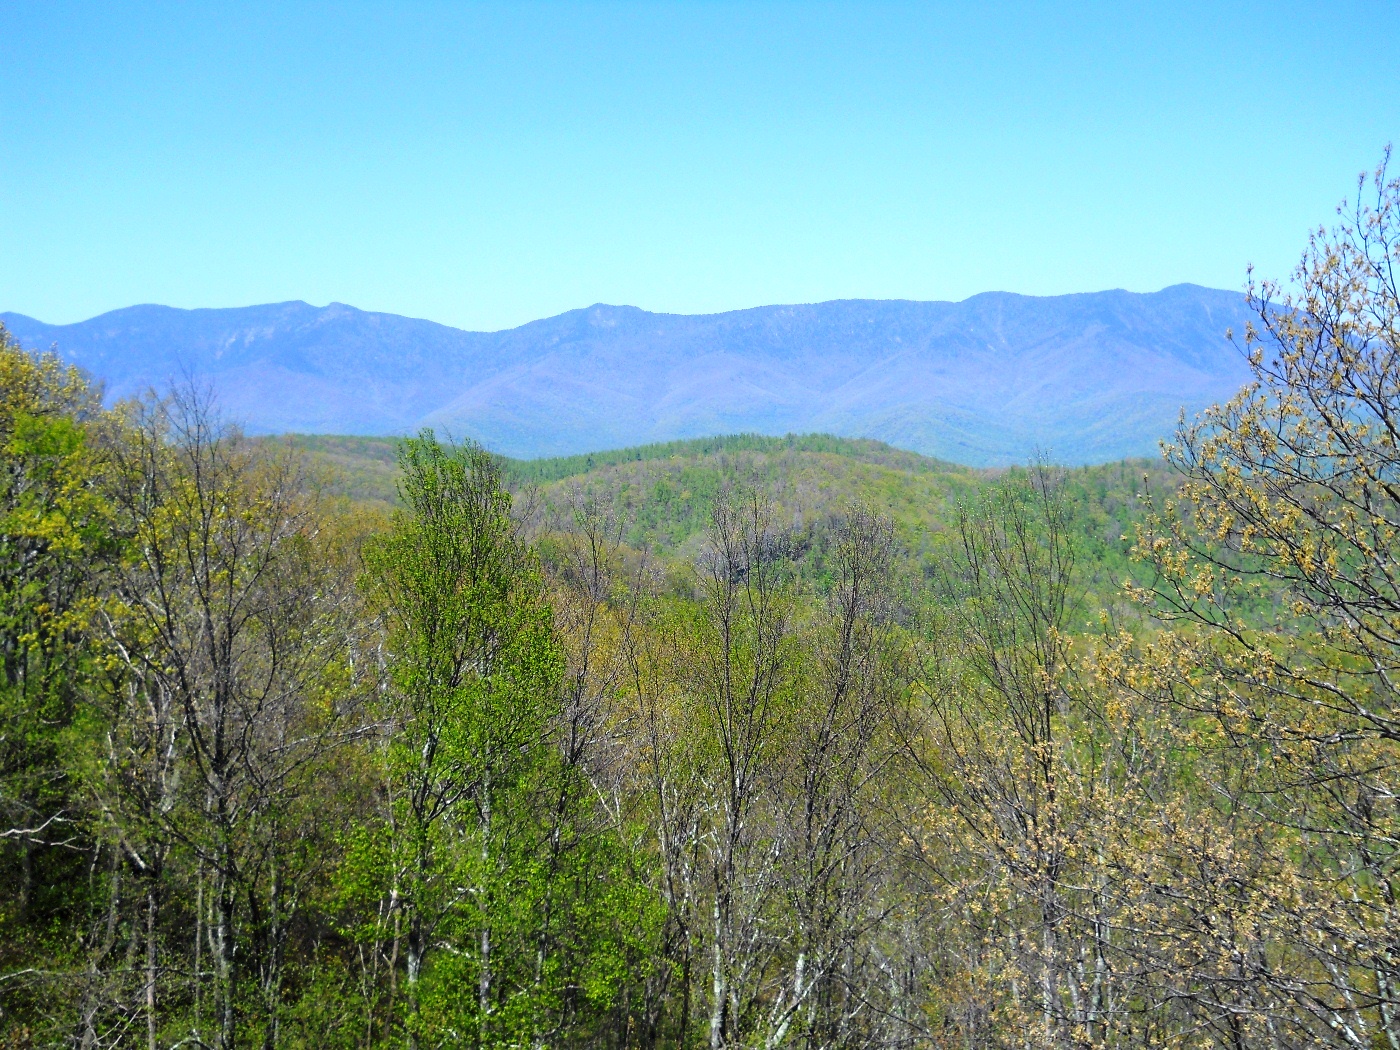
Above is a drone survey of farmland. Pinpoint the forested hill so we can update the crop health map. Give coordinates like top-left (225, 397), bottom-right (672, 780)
top-left (290, 431), bottom-right (1178, 604)
top-left (2, 284), bottom-right (1254, 465)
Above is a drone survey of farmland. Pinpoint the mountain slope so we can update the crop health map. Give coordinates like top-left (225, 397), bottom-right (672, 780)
top-left (2, 285), bottom-right (1255, 465)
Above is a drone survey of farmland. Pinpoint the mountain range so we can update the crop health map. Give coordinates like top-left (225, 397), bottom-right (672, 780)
top-left (1, 285), bottom-right (1256, 465)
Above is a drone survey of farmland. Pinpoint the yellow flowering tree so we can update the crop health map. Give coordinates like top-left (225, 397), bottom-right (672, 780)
top-left (1131, 150), bottom-right (1400, 1047)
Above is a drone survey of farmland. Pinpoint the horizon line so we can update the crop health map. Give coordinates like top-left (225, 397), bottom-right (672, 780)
top-left (2, 281), bottom-right (1240, 335)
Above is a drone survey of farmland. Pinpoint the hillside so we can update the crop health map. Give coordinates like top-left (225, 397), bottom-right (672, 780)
top-left (2, 285), bottom-right (1255, 465)
top-left (291, 431), bottom-right (1179, 606)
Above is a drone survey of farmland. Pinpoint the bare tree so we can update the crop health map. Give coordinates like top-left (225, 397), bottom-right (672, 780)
top-left (693, 484), bottom-right (800, 1049)
top-left (765, 505), bottom-right (913, 1050)
top-left (905, 463), bottom-right (1133, 1048)
top-left (101, 387), bottom-right (358, 1050)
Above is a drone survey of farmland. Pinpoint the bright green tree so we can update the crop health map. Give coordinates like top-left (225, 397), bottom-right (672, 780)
top-left (0, 326), bottom-right (116, 1038)
top-left (361, 432), bottom-right (649, 1047)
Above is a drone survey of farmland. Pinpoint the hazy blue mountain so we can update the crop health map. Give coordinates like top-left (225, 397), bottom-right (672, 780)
top-left (1, 285), bottom-right (1255, 465)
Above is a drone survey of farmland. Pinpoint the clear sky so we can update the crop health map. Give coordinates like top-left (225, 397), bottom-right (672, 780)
top-left (3, 1), bottom-right (1398, 331)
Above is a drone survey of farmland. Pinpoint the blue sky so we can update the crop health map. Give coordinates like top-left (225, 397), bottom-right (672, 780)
top-left (3, 1), bottom-right (1397, 331)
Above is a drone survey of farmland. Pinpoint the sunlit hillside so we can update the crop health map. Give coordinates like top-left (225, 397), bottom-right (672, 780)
top-left (286, 430), bottom-right (1180, 606)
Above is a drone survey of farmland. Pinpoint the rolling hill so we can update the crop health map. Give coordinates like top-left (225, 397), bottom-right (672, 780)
top-left (288, 430), bottom-right (1178, 607)
top-left (2, 285), bottom-right (1255, 465)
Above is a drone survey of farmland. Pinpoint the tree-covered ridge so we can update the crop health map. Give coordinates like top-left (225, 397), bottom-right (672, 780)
top-left (505, 433), bottom-right (968, 483)
top-left (288, 430), bottom-right (1178, 607)
top-left (285, 431), bottom-right (970, 505)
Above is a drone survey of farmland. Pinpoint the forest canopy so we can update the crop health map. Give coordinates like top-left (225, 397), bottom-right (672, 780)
top-left (2, 157), bottom-right (1399, 1049)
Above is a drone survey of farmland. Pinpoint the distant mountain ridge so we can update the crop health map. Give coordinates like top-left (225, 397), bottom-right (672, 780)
top-left (1, 285), bottom-right (1255, 465)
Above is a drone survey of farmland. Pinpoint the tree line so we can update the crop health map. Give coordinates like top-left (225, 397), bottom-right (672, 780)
top-left (2, 160), bottom-right (1398, 1048)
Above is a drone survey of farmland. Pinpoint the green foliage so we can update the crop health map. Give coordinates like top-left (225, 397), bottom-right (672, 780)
top-left (0, 378), bottom-right (1196, 1049)
top-left (289, 430), bottom-right (1179, 608)
top-left (15, 154), bottom-right (1400, 1048)
top-left (0, 327), bottom-right (117, 1033)
top-left (359, 431), bottom-right (659, 1046)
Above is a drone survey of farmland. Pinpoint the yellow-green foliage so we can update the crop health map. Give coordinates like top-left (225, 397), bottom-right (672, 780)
top-left (6, 155), bottom-right (1400, 1049)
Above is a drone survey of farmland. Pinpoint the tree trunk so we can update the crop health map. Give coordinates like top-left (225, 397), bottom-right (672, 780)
top-left (146, 881), bottom-right (159, 1050)
top-left (216, 865), bottom-right (237, 1050)
top-left (405, 906), bottom-right (422, 1050)
top-left (479, 779), bottom-right (493, 1045)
